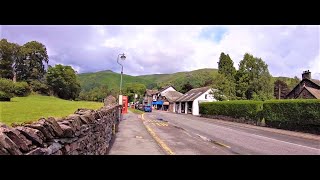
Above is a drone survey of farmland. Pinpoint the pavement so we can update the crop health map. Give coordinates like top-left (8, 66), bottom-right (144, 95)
top-left (144, 110), bottom-right (320, 155)
top-left (108, 111), bottom-right (164, 155)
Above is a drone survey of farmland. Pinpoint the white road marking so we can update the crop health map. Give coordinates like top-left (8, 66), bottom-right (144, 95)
top-left (151, 113), bottom-right (320, 152)
top-left (203, 122), bottom-right (320, 152)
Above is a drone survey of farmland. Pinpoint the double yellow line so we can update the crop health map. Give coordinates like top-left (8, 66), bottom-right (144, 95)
top-left (141, 114), bottom-right (175, 155)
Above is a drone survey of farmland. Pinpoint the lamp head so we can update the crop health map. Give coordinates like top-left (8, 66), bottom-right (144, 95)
top-left (120, 53), bottom-right (126, 61)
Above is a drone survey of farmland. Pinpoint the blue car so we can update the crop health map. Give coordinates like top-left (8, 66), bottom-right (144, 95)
top-left (144, 105), bottom-right (152, 112)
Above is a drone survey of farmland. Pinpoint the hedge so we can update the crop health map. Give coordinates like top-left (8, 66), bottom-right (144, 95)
top-left (262, 99), bottom-right (320, 133)
top-left (199, 100), bottom-right (263, 122)
top-left (199, 99), bottom-right (320, 134)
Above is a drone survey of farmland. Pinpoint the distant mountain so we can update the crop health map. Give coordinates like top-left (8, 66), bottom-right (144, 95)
top-left (78, 70), bottom-right (152, 92)
top-left (78, 68), bottom-right (301, 93)
top-left (78, 68), bottom-right (219, 92)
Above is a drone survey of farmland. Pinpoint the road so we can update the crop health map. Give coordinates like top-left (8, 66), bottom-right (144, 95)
top-left (143, 110), bottom-right (320, 155)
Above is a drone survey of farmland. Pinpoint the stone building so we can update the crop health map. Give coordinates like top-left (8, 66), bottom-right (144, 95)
top-left (286, 70), bottom-right (320, 99)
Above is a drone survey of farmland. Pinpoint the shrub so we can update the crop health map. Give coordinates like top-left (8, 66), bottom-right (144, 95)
top-left (0, 91), bottom-right (11, 101)
top-left (0, 78), bottom-right (15, 101)
top-left (14, 81), bottom-right (31, 97)
top-left (199, 99), bottom-right (320, 134)
top-left (262, 99), bottom-right (320, 133)
top-left (29, 80), bottom-right (50, 95)
top-left (200, 100), bottom-right (263, 122)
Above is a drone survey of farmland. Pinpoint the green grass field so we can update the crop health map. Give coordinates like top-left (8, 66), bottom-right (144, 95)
top-left (0, 95), bottom-right (103, 125)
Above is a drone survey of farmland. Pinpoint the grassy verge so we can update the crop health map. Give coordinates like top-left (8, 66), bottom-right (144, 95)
top-left (128, 108), bottom-right (144, 114)
top-left (0, 95), bottom-right (103, 125)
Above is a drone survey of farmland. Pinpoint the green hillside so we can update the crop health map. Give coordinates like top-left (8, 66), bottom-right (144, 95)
top-left (78, 70), bottom-right (153, 92)
top-left (78, 68), bottom-right (219, 93)
top-left (146, 68), bottom-right (219, 91)
top-left (78, 68), bottom-right (301, 94)
top-left (272, 76), bottom-right (300, 91)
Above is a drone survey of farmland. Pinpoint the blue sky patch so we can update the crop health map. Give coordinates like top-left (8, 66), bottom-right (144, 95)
top-left (199, 26), bottom-right (228, 42)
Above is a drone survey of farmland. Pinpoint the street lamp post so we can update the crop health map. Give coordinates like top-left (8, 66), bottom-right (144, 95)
top-left (117, 53), bottom-right (126, 95)
top-left (114, 53), bottom-right (126, 134)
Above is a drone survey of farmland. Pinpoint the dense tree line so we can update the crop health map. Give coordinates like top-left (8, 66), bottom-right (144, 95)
top-left (0, 39), bottom-right (80, 101)
top-left (213, 52), bottom-right (274, 101)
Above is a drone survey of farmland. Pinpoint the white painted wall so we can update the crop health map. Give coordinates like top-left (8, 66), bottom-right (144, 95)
top-left (160, 87), bottom-right (176, 95)
top-left (152, 95), bottom-right (157, 101)
top-left (173, 103), bottom-right (175, 113)
top-left (192, 89), bottom-right (216, 115)
top-left (185, 102), bottom-right (188, 114)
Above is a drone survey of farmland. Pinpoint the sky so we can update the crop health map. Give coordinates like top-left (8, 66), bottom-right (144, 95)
top-left (0, 25), bottom-right (319, 79)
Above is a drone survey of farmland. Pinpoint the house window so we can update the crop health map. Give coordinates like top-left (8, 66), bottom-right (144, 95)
top-left (205, 94), bottom-right (207, 99)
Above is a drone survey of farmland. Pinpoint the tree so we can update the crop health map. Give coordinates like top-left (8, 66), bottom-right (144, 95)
top-left (181, 82), bottom-right (194, 94)
top-left (274, 80), bottom-right (289, 99)
top-left (46, 64), bottom-right (81, 100)
top-left (235, 53), bottom-right (273, 100)
top-left (287, 76), bottom-right (300, 90)
top-left (212, 73), bottom-right (236, 100)
top-left (16, 41), bottom-right (49, 82)
top-left (218, 52), bottom-right (236, 81)
top-left (0, 39), bottom-right (20, 80)
top-left (215, 52), bottom-right (237, 100)
top-left (123, 83), bottom-right (146, 102)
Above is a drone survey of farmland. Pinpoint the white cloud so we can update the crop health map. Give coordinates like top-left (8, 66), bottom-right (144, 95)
top-left (1, 25), bottom-right (319, 79)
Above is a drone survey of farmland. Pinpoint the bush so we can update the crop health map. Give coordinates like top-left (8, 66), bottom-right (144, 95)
top-left (0, 78), bottom-right (15, 101)
top-left (14, 81), bottom-right (31, 97)
top-left (29, 80), bottom-right (50, 95)
top-left (200, 100), bottom-right (263, 122)
top-left (262, 99), bottom-right (320, 133)
top-left (0, 91), bottom-right (11, 101)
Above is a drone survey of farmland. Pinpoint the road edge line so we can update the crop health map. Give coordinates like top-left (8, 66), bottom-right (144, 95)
top-left (141, 113), bottom-right (175, 155)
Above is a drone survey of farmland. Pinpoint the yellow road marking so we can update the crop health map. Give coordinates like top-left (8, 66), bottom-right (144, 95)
top-left (141, 114), bottom-right (175, 155)
top-left (211, 141), bottom-right (231, 148)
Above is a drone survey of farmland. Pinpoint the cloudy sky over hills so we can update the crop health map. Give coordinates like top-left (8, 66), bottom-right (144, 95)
top-left (1, 25), bottom-right (319, 79)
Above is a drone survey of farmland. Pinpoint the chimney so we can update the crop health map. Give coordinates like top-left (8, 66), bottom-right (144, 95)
top-left (302, 70), bottom-right (311, 80)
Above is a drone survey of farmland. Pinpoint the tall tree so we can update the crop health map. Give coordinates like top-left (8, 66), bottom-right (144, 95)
top-left (235, 53), bottom-right (273, 100)
top-left (216, 52), bottom-right (237, 99)
top-left (46, 64), bottom-right (81, 100)
top-left (16, 41), bottom-right (49, 82)
top-left (218, 52), bottom-right (236, 81)
top-left (212, 73), bottom-right (236, 100)
top-left (274, 80), bottom-right (289, 99)
top-left (0, 39), bottom-right (20, 80)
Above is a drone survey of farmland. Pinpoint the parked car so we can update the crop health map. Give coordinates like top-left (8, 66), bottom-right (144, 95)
top-left (138, 104), bottom-right (144, 111)
top-left (144, 105), bottom-right (152, 112)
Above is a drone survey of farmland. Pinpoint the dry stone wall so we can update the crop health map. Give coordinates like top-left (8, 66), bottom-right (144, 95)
top-left (0, 105), bottom-right (121, 155)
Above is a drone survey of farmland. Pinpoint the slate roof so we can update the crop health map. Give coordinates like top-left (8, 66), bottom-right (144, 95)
top-left (305, 87), bottom-right (320, 99)
top-left (175, 86), bottom-right (212, 102)
top-left (162, 91), bottom-right (184, 103)
top-left (145, 89), bottom-right (159, 96)
top-left (311, 79), bottom-right (320, 86)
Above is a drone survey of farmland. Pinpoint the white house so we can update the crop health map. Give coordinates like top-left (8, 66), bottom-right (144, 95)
top-left (159, 86), bottom-right (177, 95)
top-left (174, 86), bottom-right (216, 116)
